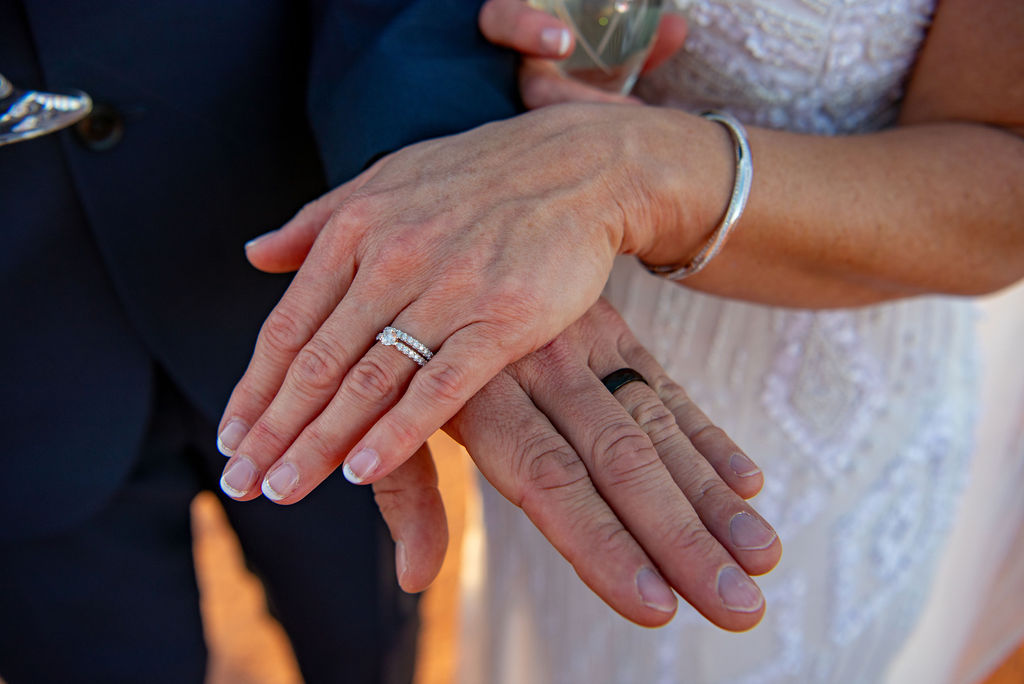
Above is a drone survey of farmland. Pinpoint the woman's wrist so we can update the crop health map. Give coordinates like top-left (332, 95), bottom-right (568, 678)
top-left (618, 108), bottom-right (738, 269)
top-left (644, 112), bottom-right (754, 280)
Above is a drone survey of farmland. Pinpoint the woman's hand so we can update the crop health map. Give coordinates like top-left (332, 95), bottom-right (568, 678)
top-left (477, 0), bottom-right (687, 109)
top-left (214, 104), bottom-right (717, 506)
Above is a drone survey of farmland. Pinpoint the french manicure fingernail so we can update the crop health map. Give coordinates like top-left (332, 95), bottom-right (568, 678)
top-left (729, 512), bottom-right (777, 550)
top-left (217, 419), bottom-right (249, 457)
top-left (730, 452), bottom-right (761, 478)
top-left (636, 567), bottom-right (676, 613)
top-left (220, 457), bottom-right (257, 498)
top-left (244, 229), bottom-right (277, 251)
top-left (343, 447), bottom-right (380, 484)
top-left (540, 27), bottom-right (571, 56)
top-left (262, 463), bottom-right (299, 501)
top-left (717, 566), bottom-right (764, 613)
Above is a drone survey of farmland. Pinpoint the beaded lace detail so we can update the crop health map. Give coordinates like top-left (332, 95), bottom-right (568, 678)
top-left (462, 3), bottom-right (982, 683)
top-left (637, 0), bottom-right (935, 134)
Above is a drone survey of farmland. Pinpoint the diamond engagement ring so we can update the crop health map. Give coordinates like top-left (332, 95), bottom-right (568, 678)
top-left (376, 326), bottom-right (434, 366)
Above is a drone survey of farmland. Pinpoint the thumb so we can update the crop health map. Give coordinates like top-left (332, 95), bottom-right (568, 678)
top-left (244, 171), bottom-right (372, 273)
top-left (372, 442), bottom-right (449, 593)
top-left (243, 198), bottom-right (334, 273)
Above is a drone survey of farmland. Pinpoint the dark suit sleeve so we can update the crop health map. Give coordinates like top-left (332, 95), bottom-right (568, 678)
top-left (307, 0), bottom-right (521, 186)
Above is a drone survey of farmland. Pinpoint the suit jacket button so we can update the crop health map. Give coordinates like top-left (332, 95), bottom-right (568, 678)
top-left (74, 102), bottom-right (124, 151)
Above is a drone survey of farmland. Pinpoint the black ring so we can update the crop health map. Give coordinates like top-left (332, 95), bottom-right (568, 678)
top-left (601, 368), bottom-right (648, 394)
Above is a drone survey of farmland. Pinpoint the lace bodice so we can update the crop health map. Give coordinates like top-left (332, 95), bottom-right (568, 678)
top-left (460, 3), bottom-right (999, 683)
top-left (638, 0), bottom-right (935, 134)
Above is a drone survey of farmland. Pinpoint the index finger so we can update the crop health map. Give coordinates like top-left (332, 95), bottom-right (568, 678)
top-left (450, 371), bottom-right (679, 626)
top-left (215, 208), bottom-right (364, 464)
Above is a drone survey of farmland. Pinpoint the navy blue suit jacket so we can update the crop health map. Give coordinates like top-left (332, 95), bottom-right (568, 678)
top-left (0, 0), bottom-right (518, 540)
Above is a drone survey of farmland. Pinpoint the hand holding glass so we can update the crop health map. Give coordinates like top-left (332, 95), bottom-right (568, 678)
top-left (526, 0), bottom-right (663, 94)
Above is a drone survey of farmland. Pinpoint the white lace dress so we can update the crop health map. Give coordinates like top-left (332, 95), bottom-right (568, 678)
top-left (459, 2), bottom-right (1024, 682)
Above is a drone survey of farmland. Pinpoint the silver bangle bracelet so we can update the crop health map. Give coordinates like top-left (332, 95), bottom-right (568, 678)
top-left (643, 110), bottom-right (753, 280)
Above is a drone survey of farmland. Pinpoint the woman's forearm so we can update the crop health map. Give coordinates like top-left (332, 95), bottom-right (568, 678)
top-left (631, 110), bottom-right (1024, 308)
top-left (629, 0), bottom-right (1024, 308)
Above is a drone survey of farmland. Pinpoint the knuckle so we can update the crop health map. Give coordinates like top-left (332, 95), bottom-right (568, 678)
top-left (667, 520), bottom-right (720, 559)
top-left (372, 231), bottom-right (421, 274)
top-left (290, 340), bottom-right (345, 395)
top-left (230, 377), bottom-right (276, 415)
top-left (512, 436), bottom-right (593, 509)
top-left (296, 424), bottom-right (344, 472)
top-left (526, 441), bottom-right (588, 489)
top-left (374, 480), bottom-right (441, 517)
top-left (382, 410), bottom-right (423, 455)
top-left (416, 359), bottom-right (469, 406)
top-left (532, 332), bottom-right (576, 369)
top-left (689, 474), bottom-right (729, 508)
top-left (260, 307), bottom-right (307, 356)
top-left (589, 423), bottom-right (661, 485)
top-left (482, 279), bottom-right (541, 325)
top-left (591, 521), bottom-right (637, 560)
top-left (690, 423), bottom-right (728, 450)
top-left (372, 487), bottom-right (402, 519)
top-left (663, 388), bottom-right (710, 435)
top-left (657, 377), bottom-right (689, 403)
top-left (328, 200), bottom-right (367, 229)
top-left (344, 355), bottom-right (402, 406)
top-left (245, 418), bottom-right (291, 458)
top-left (629, 396), bottom-right (678, 443)
top-left (591, 297), bottom-right (621, 324)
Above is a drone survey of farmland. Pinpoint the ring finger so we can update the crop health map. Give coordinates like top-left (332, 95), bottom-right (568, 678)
top-left (521, 345), bottom-right (767, 631)
top-left (220, 274), bottom-right (427, 500)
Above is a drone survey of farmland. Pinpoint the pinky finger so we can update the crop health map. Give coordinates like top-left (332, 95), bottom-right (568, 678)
top-left (618, 341), bottom-right (764, 499)
top-left (655, 378), bottom-right (765, 500)
top-left (372, 443), bottom-right (448, 593)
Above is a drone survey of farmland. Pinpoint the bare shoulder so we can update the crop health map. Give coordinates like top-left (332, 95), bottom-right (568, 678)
top-left (900, 0), bottom-right (1024, 136)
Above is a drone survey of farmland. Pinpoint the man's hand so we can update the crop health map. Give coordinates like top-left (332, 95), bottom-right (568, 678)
top-left (478, 0), bottom-right (687, 108)
top-left (451, 299), bottom-right (779, 630)
top-left (364, 299), bottom-right (779, 630)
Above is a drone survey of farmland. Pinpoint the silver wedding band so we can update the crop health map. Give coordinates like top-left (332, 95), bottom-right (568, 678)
top-left (376, 326), bottom-right (434, 366)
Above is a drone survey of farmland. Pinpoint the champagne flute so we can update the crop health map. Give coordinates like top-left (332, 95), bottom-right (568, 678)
top-left (1, 72), bottom-right (92, 147)
top-left (526, 0), bottom-right (664, 94)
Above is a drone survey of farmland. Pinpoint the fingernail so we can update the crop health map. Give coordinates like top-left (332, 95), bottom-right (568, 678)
top-left (262, 462), bottom-right (299, 501)
top-left (395, 541), bottom-right (408, 584)
top-left (244, 229), bottom-right (277, 251)
top-left (217, 419), bottom-right (249, 457)
top-left (729, 512), bottom-right (777, 550)
top-left (636, 567), bottom-right (676, 613)
top-left (343, 447), bottom-right (380, 484)
top-left (717, 566), bottom-right (764, 613)
top-left (730, 452), bottom-right (761, 478)
top-left (220, 457), bottom-right (258, 498)
top-left (540, 27), bottom-right (572, 57)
